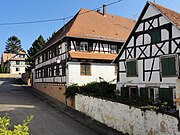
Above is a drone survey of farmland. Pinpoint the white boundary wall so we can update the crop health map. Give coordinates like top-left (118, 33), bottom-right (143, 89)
top-left (75, 94), bottom-right (180, 135)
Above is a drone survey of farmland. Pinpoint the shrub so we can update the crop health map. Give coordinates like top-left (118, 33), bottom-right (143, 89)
top-left (65, 82), bottom-right (116, 98)
top-left (64, 84), bottom-right (79, 98)
top-left (0, 114), bottom-right (33, 135)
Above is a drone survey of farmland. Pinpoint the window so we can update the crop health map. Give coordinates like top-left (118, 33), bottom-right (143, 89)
top-left (160, 55), bottom-right (178, 77)
top-left (148, 87), bottom-right (159, 102)
top-left (80, 42), bottom-right (88, 51)
top-left (126, 59), bottom-right (138, 77)
top-left (80, 63), bottom-right (91, 75)
top-left (16, 61), bottom-right (20, 65)
top-left (150, 29), bottom-right (161, 44)
top-left (19, 55), bottom-right (25, 58)
top-left (16, 67), bottom-right (19, 71)
top-left (54, 66), bottom-right (56, 77)
top-left (111, 45), bottom-right (117, 53)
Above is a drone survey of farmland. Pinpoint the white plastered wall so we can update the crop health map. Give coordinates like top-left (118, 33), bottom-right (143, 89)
top-left (67, 62), bottom-right (116, 86)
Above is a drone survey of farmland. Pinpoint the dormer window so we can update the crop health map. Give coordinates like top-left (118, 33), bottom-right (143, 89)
top-left (80, 42), bottom-right (88, 51)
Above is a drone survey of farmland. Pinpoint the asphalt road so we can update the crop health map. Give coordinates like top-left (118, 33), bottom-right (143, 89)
top-left (0, 78), bottom-right (121, 135)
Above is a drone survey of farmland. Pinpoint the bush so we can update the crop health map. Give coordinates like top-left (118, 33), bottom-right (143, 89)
top-left (64, 84), bottom-right (79, 98)
top-left (65, 82), bottom-right (116, 98)
top-left (0, 114), bottom-right (33, 135)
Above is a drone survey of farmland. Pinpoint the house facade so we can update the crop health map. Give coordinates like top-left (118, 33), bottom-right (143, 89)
top-left (2, 51), bottom-right (29, 74)
top-left (114, 2), bottom-right (180, 105)
top-left (33, 6), bottom-right (135, 87)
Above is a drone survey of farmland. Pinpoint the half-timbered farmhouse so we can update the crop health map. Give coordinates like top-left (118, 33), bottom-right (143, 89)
top-left (1, 51), bottom-right (29, 74)
top-left (33, 5), bottom-right (135, 87)
top-left (114, 2), bottom-right (180, 105)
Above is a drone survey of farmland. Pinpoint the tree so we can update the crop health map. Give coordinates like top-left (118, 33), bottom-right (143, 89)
top-left (5, 36), bottom-right (24, 54)
top-left (27, 35), bottom-right (46, 66)
top-left (47, 31), bottom-right (56, 42)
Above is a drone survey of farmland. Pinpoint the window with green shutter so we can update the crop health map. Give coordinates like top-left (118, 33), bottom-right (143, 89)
top-left (160, 55), bottom-right (178, 77)
top-left (80, 63), bottom-right (91, 75)
top-left (150, 29), bottom-right (161, 44)
top-left (126, 59), bottom-right (138, 77)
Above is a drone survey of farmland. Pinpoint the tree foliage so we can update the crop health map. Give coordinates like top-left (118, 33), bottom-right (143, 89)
top-left (5, 36), bottom-right (24, 54)
top-left (46, 31), bottom-right (56, 42)
top-left (27, 35), bottom-right (46, 66)
top-left (0, 114), bottom-right (33, 135)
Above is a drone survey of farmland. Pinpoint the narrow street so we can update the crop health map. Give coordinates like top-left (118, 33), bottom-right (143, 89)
top-left (0, 78), bottom-right (120, 135)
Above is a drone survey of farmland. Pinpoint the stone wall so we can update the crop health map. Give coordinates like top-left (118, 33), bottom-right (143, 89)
top-left (75, 94), bottom-right (180, 135)
top-left (33, 83), bottom-right (66, 104)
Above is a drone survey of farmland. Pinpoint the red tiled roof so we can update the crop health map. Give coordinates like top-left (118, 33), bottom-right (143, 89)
top-left (37, 8), bottom-right (136, 55)
top-left (69, 51), bottom-right (117, 61)
top-left (150, 2), bottom-right (180, 28)
top-left (9, 57), bottom-right (26, 61)
top-left (1, 53), bottom-right (16, 63)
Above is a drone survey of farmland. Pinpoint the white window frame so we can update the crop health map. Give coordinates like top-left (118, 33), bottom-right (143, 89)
top-left (147, 87), bottom-right (159, 102)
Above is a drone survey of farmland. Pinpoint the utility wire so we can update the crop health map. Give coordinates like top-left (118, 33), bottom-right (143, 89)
top-left (0, 0), bottom-right (123, 26)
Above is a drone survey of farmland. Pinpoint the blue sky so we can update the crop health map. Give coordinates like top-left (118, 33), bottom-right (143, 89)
top-left (0, 0), bottom-right (179, 55)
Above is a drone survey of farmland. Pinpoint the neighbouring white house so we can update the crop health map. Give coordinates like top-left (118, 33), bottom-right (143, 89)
top-left (1, 51), bottom-right (29, 74)
top-left (113, 1), bottom-right (180, 105)
top-left (33, 5), bottom-right (135, 87)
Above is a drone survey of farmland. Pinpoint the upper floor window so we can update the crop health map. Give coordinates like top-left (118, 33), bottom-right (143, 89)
top-left (160, 55), bottom-right (178, 77)
top-left (80, 42), bottom-right (88, 51)
top-left (19, 54), bottom-right (25, 58)
top-left (16, 61), bottom-right (20, 65)
top-left (126, 59), bottom-right (138, 77)
top-left (150, 29), bottom-right (161, 44)
top-left (111, 45), bottom-right (117, 53)
top-left (80, 63), bottom-right (91, 75)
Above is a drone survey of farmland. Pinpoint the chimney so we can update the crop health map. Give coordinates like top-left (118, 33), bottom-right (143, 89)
top-left (103, 5), bottom-right (106, 17)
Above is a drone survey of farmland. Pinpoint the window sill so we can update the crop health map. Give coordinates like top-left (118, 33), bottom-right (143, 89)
top-left (80, 74), bottom-right (92, 76)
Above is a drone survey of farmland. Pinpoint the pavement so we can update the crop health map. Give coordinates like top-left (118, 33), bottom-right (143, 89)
top-left (0, 78), bottom-right (123, 135)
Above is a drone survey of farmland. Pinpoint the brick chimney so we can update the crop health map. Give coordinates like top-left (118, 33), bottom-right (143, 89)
top-left (103, 5), bottom-right (106, 17)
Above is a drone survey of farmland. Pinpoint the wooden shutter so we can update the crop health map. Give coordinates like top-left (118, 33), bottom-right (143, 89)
top-left (151, 30), bottom-right (161, 44)
top-left (121, 87), bottom-right (129, 99)
top-left (168, 57), bottom-right (176, 75)
top-left (159, 88), bottom-right (173, 105)
top-left (126, 60), bottom-right (137, 77)
top-left (161, 56), bottom-right (177, 77)
top-left (140, 88), bottom-right (148, 100)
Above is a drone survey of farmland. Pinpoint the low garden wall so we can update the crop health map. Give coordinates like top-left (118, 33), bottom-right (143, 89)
top-left (75, 94), bottom-right (180, 135)
top-left (33, 83), bottom-right (66, 104)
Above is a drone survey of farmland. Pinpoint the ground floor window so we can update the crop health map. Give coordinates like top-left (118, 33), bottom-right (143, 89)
top-left (16, 67), bottom-right (19, 71)
top-left (80, 63), bottom-right (91, 75)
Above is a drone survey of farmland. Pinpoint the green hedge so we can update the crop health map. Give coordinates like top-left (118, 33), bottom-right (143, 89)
top-left (65, 82), bottom-right (116, 98)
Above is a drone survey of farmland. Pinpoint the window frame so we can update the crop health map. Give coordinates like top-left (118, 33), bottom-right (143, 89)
top-left (80, 42), bottom-right (88, 52)
top-left (126, 59), bottom-right (138, 77)
top-left (160, 54), bottom-right (179, 77)
top-left (80, 63), bottom-right (91, 76)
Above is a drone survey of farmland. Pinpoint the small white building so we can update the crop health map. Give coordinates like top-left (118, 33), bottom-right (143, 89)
top-left (2, 51), bottom-right (29, 74)
top-left (114, 2), bottom-right (180, 105)
top-left (33, 5), bottom-right (135, 87)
